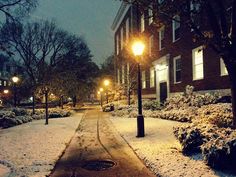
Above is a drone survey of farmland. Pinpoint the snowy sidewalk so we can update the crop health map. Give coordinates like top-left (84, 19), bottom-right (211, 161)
top-left (110, 117), bottom-right (219, 177)
top-left (0, 112), bottom-right (83, 177)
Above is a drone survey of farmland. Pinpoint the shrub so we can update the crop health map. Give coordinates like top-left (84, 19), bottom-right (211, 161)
top-left (102, 103), bottom-right (115, 112)
top-left (165, 85), bottom-right (221, 110)
top-left (10, 108), bottom-right (29, 116)
top-left (143, 100), bottom-right (161, 110)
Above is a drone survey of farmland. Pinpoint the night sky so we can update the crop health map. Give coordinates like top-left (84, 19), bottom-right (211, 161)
top-left (31, 0), bottom-right (121, 65)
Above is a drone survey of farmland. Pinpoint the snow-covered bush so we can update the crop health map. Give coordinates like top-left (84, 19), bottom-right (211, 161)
top-left (10, 108), bottom-right (29, 116)
top-left (102, 103), bottom-right (115, 112)
top-left (143, 100), bottom-right (161, 110)
top-left (174, 124), bottom-right (204, 153)
top-left (201, 129), bottom-right (236, 169)
top-left (165, 85), bottom-right (221, 110)
top-left (174, 123), bottom-right (236, 169)
top-left (194, 103), bottom-right (233, 127)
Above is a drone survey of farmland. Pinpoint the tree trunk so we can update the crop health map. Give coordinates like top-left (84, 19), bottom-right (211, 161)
top-left (128, 89), bottom-right (131, 105)
top-left (32, 94), bottom-right (35, 115)
top-left (61, 95), bottom-right (64, 109)
top-left (230, 77), bottom-right (236, 128)
top-left (45, 92), bottom-right (49, 125)
top-left (72, 96), bottom-right (77, 107)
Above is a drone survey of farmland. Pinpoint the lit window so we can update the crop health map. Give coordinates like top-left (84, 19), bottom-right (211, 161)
top-left (142, 71), bottom-right (146, 89)
top-left (173, 56), bottom-right (182, 83)
top-left (159, 27), bottom-right (165, 50)
top-left (220, 58), bottom-right (228, 76)
top-left (141, 13), bottom-right (145, 32)
top-left (148, 7), bottom-right (153, 25)
top-left (116, 35), bottom-right (119, 55)
top-left (172, 15), bottom-right (180, 42)
top-left (150, 67), bottom-right (155, 88)
top-left (117, 69), bottom-right (120, 84)
top-left (0, 80), bottom-right (2, 86)
top-left (120, 27), bottom-right (124, 49)
top-left (126, 18), bottom-right (129, 41)
top-left (149, 35), bottom-right (154, 56)
top-left (192, 46), bottom-right (204, 80)
top-left (3, 81), bottom-right (6, 86)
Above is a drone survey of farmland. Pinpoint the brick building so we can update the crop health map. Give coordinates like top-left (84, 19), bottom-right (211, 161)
top-left (111, 2), bottom-right (230, 102)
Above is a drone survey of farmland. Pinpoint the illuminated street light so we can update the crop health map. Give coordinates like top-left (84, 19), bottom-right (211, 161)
top-left (132, 40), bottom-right (145, 138)
top-left (104, 79), bottom-right (110, 104)
top-left (3, 89), bottom-right (9, 94)
top-left (12, 75), bottom-right (19, 107)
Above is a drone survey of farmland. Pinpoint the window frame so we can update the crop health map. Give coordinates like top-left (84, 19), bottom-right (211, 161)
top-left (159, 26), bottom-right (165, 50)
top-left (142, 70), bottom-right (146, 89)
top-left (150, 67), bottom-right (155, 88)
top-left (192, 46), bottom-right (204, 80)
top-left (173, 55), bottom-right (182, 84)
top-left (172, 15), bottom-right (180, 42)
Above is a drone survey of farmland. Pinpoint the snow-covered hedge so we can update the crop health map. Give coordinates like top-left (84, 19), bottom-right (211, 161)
top-left (165, 85), bottom-right (221, 110)
top-left (194, 103), bottom-right (233, 127)
top-left (174, 123), bottom-right (236, 169)
top-left (143, 100), bottom-right (162, 110)
top-left (102, 103), bottom-right (115, 112)
top-left (0, 108), bottom-right (72, 128)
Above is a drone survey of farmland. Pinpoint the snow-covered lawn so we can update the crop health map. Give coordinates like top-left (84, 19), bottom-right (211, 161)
top-left (0, 113), bottom-right (83, 177)
top-left (110, 117), bottom-right (223, 177)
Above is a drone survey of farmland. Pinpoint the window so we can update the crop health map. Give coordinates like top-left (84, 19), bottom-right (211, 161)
top-left (140, 13), bottom-right (145, 32)
top-left (117, 69), bottom-right (120, 84)
top-left (173, 56), bottom-right (182, 83)
top-left (116, 35), bottom-right (119, 55)
top-left (220, 58), bottom-right (228, 76)
top-left (159, 27), bottom-right (165, 50)
top-left (142, 71), bottom-right (146, 89)
top-left (158, 0), bottom-right (165, 4)
top-left (3, 80), bottom-right (6, 86)
top-left (149, 35), bottom-right (154, 56)
top-left (0, 80), bottom-right (2, 86)
top-left (192, 46), bottom-right (204, 80)
top-left (126, 18), bottom-right (129, 41)
top-left (150, 67), bottom-right (155, 88)
top-left (120, 27), bottom-right (124, 49)
top-left (172, 15), bottom-right (180, 42)
top-left (122, 65), bottom-right (125, 84)
top-left (190, 1), bottom-right (200, 31)
top-left (148, 7), bottom-right (153, 25)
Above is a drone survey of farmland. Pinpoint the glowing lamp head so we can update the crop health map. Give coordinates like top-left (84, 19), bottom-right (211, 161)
top-left (104, 80), bottom-right (110, 86)
top-left (3, 89), bottom-right (9, 94)
top-left (99, 88), bottom-right (104, 92)
top-left (12, 76), bottom-right (19, 83)
top-left (97, 91), bottom-right (101, 95)
top-left (132, 41), bottom-right (145, 56)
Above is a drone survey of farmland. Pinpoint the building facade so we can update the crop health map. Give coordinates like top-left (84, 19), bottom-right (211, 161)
top-left (111, 2), bottom-right (230, 102)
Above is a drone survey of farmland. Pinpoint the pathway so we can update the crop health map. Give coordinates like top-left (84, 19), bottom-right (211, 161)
top-left (50, 106), bottom-right (156, 177)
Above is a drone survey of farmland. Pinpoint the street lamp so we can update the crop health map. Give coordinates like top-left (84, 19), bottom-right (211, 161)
top-left (12, 75), bottom-right (19, 107)
top-left (42, 86), bottom-right (50, 125)
top-left (132, 40), bottom-right (145, 137)
top-left (3, 89), bottom-right (9, 94)
top-left (104, 79), bottom-right (110, 104)
top-left (99, 88), bottom-right (104, 107)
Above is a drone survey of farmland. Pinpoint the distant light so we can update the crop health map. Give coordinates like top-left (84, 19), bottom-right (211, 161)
top-left (3, 89), bottom-right (9, 94)
top-left (29, 97), bottom-right (33, 101)
top-left (98, 91), bottom-right (101, 94)
top-left (12, 76), bottom-right (19, 83)
top-left (100, 88), bottom-right (104, 92)
top-left (104, 79), bottom-right (110, 86)
top-left (132, 41), bottom-right (145, 56)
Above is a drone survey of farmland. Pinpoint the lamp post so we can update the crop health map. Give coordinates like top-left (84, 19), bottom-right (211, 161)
top-left (12, 75), bottom-right (19, 107)
top-left (42, 86), bottom-right (50, 125)
top-left (104, 79), bottom-right (110, 104)
top-left (99, 88), bottom-right (104, 107)
top-left (132, 41), bottom-right (145, 137)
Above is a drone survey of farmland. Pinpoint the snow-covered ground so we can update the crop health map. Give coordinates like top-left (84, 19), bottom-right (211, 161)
top-left (110, 117), bottom-right (232, 177)
top-left (0, 113), bottom-right (83, 177)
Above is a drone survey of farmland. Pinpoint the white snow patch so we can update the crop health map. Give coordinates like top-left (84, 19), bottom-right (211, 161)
top-left (0, 113), bottom-right (83, 177)
top-left (111, 117), bottom-right (218, 177)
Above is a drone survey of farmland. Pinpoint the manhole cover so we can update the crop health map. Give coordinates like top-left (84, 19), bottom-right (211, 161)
top-left (82, 160), bottom-right (116, 171)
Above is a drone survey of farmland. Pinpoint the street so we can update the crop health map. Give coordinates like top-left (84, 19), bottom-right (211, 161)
top-left (50, 105), bottom-right (156, 177)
